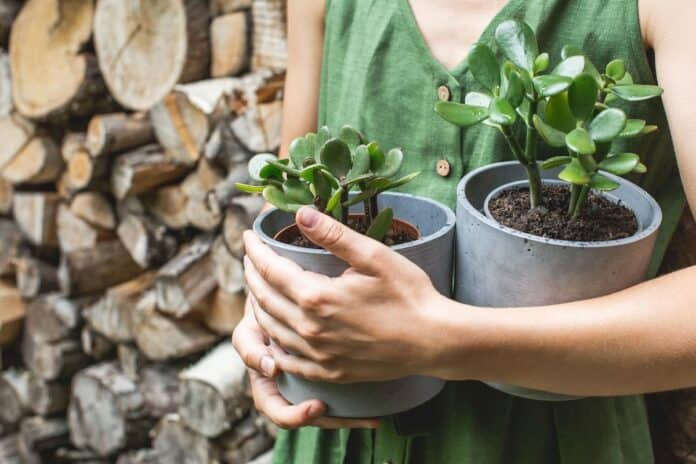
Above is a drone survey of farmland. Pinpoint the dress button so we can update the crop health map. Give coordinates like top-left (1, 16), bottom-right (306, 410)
top-left (437, 84), bottom-right (451, 101)
top-left (436, 159), bottom-right (451, 177)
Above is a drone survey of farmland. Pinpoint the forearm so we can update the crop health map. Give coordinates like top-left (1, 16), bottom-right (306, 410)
top-left (425, 265), bottom-right (696, 396)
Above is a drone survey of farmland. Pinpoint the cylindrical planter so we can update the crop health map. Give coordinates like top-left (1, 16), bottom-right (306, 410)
top-left (455, 161), bottom-right (662, 401)
top-left (253, 192), bottom-right (456, 417)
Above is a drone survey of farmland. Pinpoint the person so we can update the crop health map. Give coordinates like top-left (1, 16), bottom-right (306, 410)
top-left (233, 0), bottom-right (696, 462)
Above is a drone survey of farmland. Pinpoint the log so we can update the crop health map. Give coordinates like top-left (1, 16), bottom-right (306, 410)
top-left (251, 0), bottom-right (288, 71)
top-left (111, 144), bottom-right (190, 200)
top-left (25, 294), bottom-right (85, 343)
top-left (117, 215), bottom-right (177, 268)
top-left (14, 257), bottom-right (59, 299)
top-left (62, 149), bottom-right (109, 195)
top-left (0, 220), bottom-right (22, 276)
top-left (211, 12), bottom-right (249, 77)
top-left (61, 132), bottom-right (87, 163)
top-left (143, 185), bottom-right (190, 230)
top-left (212, 236), bottom-right (245, 293)
top-left (116, 449), bottom-right (161, 464)
top-left (94, 0), bottom-right (211, 111)
top-left (0, 113), bottom-right (34, 170)
top-left (68, 362), bottom-right (153, 456)
top-left (216, 413), bottom-right (273, 464)
top-left (1, 137), bottom-right (63, 185)
top-left (80, 325), bottom-right (115, 361)
top-left (0, 435), bottom-right (20, 464)
top-left (10, 0), bottom-right (109, 120)
top-left (204, 118), bottom-right (251, 172)
top-left (22, 333), bottom-right (90, 381)
top-left (182, 158), bottom-right (225, 230)
top-left (205, 164), bottom-right (251, 222)
top-left (57, 204), bottom-right (114, 254)
top-left (86, 112), bottom-right (155, 158)
top-left (204, 288), bottom-right (246, 336)
top-left (248, 449), bottom-right (274, 464)
top-left (117, 344), bottom-right (145, 382)
top-left (156, 234), bottom-right (217, 318)
top-left (222, 195), bottom-right (265, 258)
top-left (54, 447), bottom-right (111, 463)
top-left (178, 341), bottom-right (250, 437)
top-left (0, 1), bottom-right (20, 48)
top-left (210, 0), bottom-right (252, 15)
top-left (131, 290), bottom-right (218, 361)
top-left (0, 51), bottom-right (12, 117)
top-left (70, 192), bottom-right (116, 230)
top-left (116, 195), bottom-right (145, 222)
top-left (152, 414), bottom-right (220, 464)
top-left (0, 368), bottom-right (30, 428)
top-left (27, 374), bottom-right (70, 416)
top-left (17, 416), bottom-right (70, 464)
top-left (139, 364), bottom-right (180, 418)
top-left (0, 177), bottom-right (12, 215)
top-left (59, 241), bottom-right (143, 296)
top-left (13, 192), bottom-right (60, 247)
top-left (0, 283), bottom-right (24, 347)
top-left (231, 99), bottom-right (283, 153)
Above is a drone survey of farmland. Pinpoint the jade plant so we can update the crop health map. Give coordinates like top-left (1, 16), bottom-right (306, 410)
top-left (435, 19), bottom-right (663, 218)
top-left (236, 125), bottom-right (420, 241)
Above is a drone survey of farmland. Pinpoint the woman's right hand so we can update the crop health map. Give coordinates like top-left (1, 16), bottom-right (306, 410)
top-left (232, 297), bottom-right (381, 430)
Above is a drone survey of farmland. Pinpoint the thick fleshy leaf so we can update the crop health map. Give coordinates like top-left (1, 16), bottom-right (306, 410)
top-left (464, 91), bottom-right (492, 108)
top-left (561, 44), bottom-right (583, 60)
top-left (609, 84), bottom-right (664, 101)
top-left (598, 153), bottom-right (640, 175)
top-left (488, 97), bottom-right (516, 126)
top-left (434, 101), bottom-right (488, 127)
top-left (326, 187), bottom-right (343, 212)
top-left (633, 162), bottom-right (648, 174)
top-left (283, 178), bottom-right (314, 204)
top-left (590, 173), bottom-right (620, 191)
top-left (605, 59), bottom-right (626, 81)
top-left (267, 160), bottom-right (301, 178)
top-left (641, 125), bottom-right (658, 135)
top-left (348, 145), bottom-right (371, 180)
top-left (588, 108), bottom-right (627, 142)
top-left (339, 125), bottom-right (363, 151)
top-left (312, 170), bottom-right (333, 202)
top-left (259, 163), bottom-right (283, 180)
top-left (299, 163), bottom-right (329, 182)
top-left (289, 137), bottom-right (313, 169)
top-left (533, 115), bottom-right (567, 148)
top-left (533, 75), bottom-right (573, 97)
top-left (552, 55), bottom-right (585, 79)
top-left (534, 52), bottom-right (549, 73)
top-left (376, 148), bottom-right (403, 177)
top-left (559, 158), bottom-right (591, 185)
top-left (568, 74), bottom-right (599, 121)
top-left (234, 183), bottom-right (265, 194)
top-left (565, 128), bottom-right (596, 155)
top-left (468, 43), bottom-right (500, 91)
top-left (377, 172), bottom-right (420, 192)
top-left (262, 185), bottom-right (288, 210)
top-left (320, 138), bottom-right (352, 178)
top-left (248, 153), bottom-right (278, 181)
top-left (367, 142), bottom-right (385, 171)
top-left (544, 93), bottom-right (576, 132)
top-left (540, 155), bottom-right (571, 169)
top-left (494, 20), bottom-right (538, 71)
top-left (618, 119), bottom-right (646, 138)
top-left (315, 126), bottom-right (331, 157)
top-left (503, 71), bottom-right (525, 107)
top-left (366, 208), bottom-right (394, 242)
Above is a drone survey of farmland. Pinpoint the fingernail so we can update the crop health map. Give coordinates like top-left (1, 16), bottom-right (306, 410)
top-left (260, 356), bottom-right (275, 377)
top-left (298, 207), bottom-right (320, 228)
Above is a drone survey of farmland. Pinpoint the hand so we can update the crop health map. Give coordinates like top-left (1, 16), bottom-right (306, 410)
top-left (232, 298), bottom-right (380, 429)
top-left (243, 206), bottom-right (444, 384)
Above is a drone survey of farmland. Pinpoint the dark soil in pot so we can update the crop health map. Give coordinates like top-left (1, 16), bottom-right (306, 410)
top-left (489, 184), bottom-right (638, 241)
top-left (274, 214), bottom-right (420, 248)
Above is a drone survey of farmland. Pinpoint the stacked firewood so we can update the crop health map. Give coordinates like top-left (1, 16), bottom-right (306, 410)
top-left (0, 0), bottom-right (286, 462)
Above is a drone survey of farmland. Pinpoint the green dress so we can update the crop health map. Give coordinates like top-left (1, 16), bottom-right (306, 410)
top-left (273, 0), bottom-right (686, 462)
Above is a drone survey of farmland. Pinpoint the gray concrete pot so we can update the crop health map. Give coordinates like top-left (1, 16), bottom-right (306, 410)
top-left (455, 161), bottom-right (662, 401)
top-left (253, 192), bottom-right (456, 417)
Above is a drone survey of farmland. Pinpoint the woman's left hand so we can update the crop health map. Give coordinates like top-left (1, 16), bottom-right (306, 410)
top-left (243, 206), bottom-right (445, 384)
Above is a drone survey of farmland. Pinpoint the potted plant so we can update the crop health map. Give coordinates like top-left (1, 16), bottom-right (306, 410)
top-left (435, 20), bottom-right (663, 401)
top-left (237, 125), bottom-right (456, 417)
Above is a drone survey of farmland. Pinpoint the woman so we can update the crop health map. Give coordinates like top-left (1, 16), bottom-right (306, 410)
top-left (234, 0), bottom-right (696, 462)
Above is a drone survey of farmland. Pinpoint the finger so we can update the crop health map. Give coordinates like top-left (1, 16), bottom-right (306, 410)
top-left (295, 207), bottom-right (387, 275)
top-left (231, 314), bottom-right (278, 377)
top-left (244, 256), bottom-right (307, 326)
top-left (268, 343), bottom-right (346, 383)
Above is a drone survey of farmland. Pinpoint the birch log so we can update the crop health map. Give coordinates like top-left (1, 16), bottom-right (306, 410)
top-left (24, 293), bottom-right (84, 343)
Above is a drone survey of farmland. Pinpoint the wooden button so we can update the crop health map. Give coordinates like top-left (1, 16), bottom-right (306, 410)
top-left (436, 159), bottom-right (451, 177)
top-left (437, 85), bottom-right (451, 101)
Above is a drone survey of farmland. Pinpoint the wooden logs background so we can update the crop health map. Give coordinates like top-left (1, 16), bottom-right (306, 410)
top-left (0, 0), bottom-right (285, 462)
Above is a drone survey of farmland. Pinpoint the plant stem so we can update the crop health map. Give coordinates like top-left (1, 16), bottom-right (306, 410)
top-left (571, 185), bottom-right (590, 219)
top-left (501, 127), bottom-right (527, 166)
top-left (340, 189), bottom-right (349, 225)
top-left (369, 195), bottom-right (378, 221)
top-left (524, 99), bottom-right (542, 209)
top-left (525, 165), bottom-right (542, 209)
top-left (568, 184), bottom-right (581, 216)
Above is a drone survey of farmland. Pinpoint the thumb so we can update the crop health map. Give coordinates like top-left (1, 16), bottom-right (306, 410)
top-left (295, 207), bottom-right (386, 273)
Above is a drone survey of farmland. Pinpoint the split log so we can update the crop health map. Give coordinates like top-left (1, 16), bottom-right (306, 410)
top-left (178, 342), bottom-right (250, 437)
top-left (10, 0), bottom-right (110, 120)
top-left (204, 288), bottom-right (246, 336)
top-left (1, 137), bottom-right (63, 185)
top-left (217, 413), bottom-right (273, 463)
top-left (57, 204), bottom-right (114, 254)
top-left (22, 334), bottom-right (90, 381)
top-left (54, 447), bottom-right (111, 463)
top-left (14, 257), bottom-right (59, 299)
top-left (213, 236), bottom-right (245, 293)
top-left (62, 149), bottom-right (109, 195)
top-left (70, 192), bottom-right (116, 230)
top-left (0, 113), bottom-right (34, 170)
top-left (139, 364), bottom-right (180, 418)
top-left (117, 344), bottom-right (145, 382)
top-left (222, 195), bottom-right (265, 258)
top-left (211, 12), bottom-right (249, 77)
top-left (0, 220), bottom-right (22, 276)
top-left (17, 416), bottom-right (70, 464)
top-left (59, 240), bottom-right (143, 296)
top-left (94, 0), bottom-right (211, 111)
top-left (181, 158), bottom-right (225, 230)
top-left (231, 99), bottom-right (283, 153)
top-left (0, 51), bottom-right (12, 117)
top-left (80, 325), bottom-right (115, 361)
top-left (13, 192), bottom-right (60, 247)
top-left (0, 283), bottom-right (24, 347)
top-left (0, 368), bottom-right (30, 428)
top-left (85, 272), bottom-right (156, 343)
top-left (0, 177), bottom-right (12, 215)
top-left (205, 164), bottom-right (252, 221)
top-left (24, 294), bottom-right (85, 343)
top-left (61, 132), bottom-right (87, 163)
top-left (27, 374), bottom-right (70, 416)
top-left (143, 185), bottom-right (190, 230)
top-left (210, 0), bottom-right (252, 15)
top-left (86, 112), bottom-right (155, 158)
top-left (117, 215), bottom-right (177, 268)
top-left (156, 234), bottom-right (217, 318)
top-left (251, 0), bottom-right (288, 71)
top-left (116, 449), bottom-right (161, 464)
top-left (111, 144), bottom-right (190, 200)
top-left (116, 195), bottom-right (145, 222)
top-left (152, 414), bottom-right (220, 464)
top-left (131, 290), bottom-right (218, 361)
top-left (0, 435), bottom-right (20, 464)
top-left (68, 362), bottom-right (153, 457)
top-left (204, 116), bottom-right (252, 172)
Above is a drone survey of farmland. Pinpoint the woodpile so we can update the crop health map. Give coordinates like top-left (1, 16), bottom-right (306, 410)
top-left (0, 0), bottom-right (286, 461)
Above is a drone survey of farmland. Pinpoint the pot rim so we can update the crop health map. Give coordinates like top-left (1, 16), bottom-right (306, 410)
top-left (457, 161), bottom-right (662, 248)
top-left (253, 192), bottom-right (456, 256)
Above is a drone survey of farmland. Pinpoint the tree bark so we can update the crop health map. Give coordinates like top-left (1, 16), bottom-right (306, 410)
top-left (0, 282), bottom-right (25, 347)
top-left (57, 203), bottom-right (115, 254)
top-left (70, 192), bottom-right (116, 231)
top-left (27, 374), bottom-right (70, 416)
top-left (22, 333), bottom-right (90, 381)
top-left (0, 368), bottom-right (30, 428)
top-left (12, 192), bottom-right (60, 247)
top-left (0, 220), bottom-right (22, 277)
top-left (216, 412), bottom-right (274, 464)
top-left (111, 144), bottom-right (190, 200)
top-left (222, 195), bottom-right (265, 259)
top-left (0, 177), bottom-right (12, 215)
top-left (152, 414), bottom-right (220, 464)
top-left (17, 416), bottom-right (70, 464)
top-left (117, 215), bottom-right (178, 268)
top-left (86, 112), bottom-right (155, 158)
top-left (182, 158), bottom-right (225, 230)
top-left (143, 185), bottom-right (190, 230)
top-left (211, 12), bottom-right (250, 77)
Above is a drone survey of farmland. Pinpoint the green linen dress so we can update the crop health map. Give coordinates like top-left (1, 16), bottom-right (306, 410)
top-left (273, 0), bottom-right (686, 462)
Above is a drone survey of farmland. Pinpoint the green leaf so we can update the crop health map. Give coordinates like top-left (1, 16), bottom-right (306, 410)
top-left (464, 91), bottom-right (492, 108)
top-left (320, 138), bottom-right (352, 178)
top-left (618, 119), bottom-right (646, 138)
top-left (283, 178), bottom-right (314, 204)
top-left (434, 101), bottom-right (488, 127)
top-left (588, 108), bottom-right (627, 142)
top-left (377, 171), bottom-right (420, 192)
top-left (262, 185), bottom-right (289, 210)
top-left (533, 75), bottom-right (573, 97)
top-left (468, 43), bottom-right (500, 91)
top-left (289, 137), bottom-right (313, 169)
top-left (366, 208), bottom-right (394, 242)
top-left (367, 142), bottom-right (385, 172)
top-left (633, 162), bottom-right (648, 174)
top-left (326, 187), bottom-right (343, 212)
top-left (540, 155), bottom-right (571, 169)
top-left (641, 125), bottom-right (658, 135)
top-left (312, 170), bottom-right (333, 202)
top-left (552, 55), bottom-right (585, 79)
top-left (533, 114), bottom-right (567, 148)
top-left (347, 145), bottom-right (371, 180)
top-left (598, 153), bottom-right (640, 175)
top-left (267, 160), bottom-right (301, 177)
top-left (234, 183), bottom-right (265, 194)
top-left (248, 153), bottom-right (278, 181)
top-left (503, 71), bottom-right (525, 107)
top-left (605, 59), bottom-right (626, 81)
top-left (544, 92), bottom-right (576, 132)
top-left (559, 158), bottom-right (591, 185)
top-left (299, 163), bottom-right (329, 182)
top-left (376, 148), bottom-right (403, 177)
top-left (534, 52), bottom-right (549, 73)
top-left (338, 125), bottom-right (363, 151)
top-left (609, 84), bottom-right (664, 101)
top-left (259, 163), bottom-right (283, 180)
top-left (590, 173), bottom-right (620, 191)
top-left (488, 97), bottom-right (516, 126)
top-left (565, 128), bottom-right (596, 155)
top-left (568, 74), bottom-right (599, 121)
top-left (315, 126), bottom-right (332, 157)
top-left (561, 44), bottom-right (583, 60)
top-left (494, 20), bottom-right (538, 72)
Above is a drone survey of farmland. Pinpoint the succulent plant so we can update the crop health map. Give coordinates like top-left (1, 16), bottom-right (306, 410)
top-left (435, 19), bottom-right (663, 217)
top-left (236, 125), bottom-right (419, 241)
